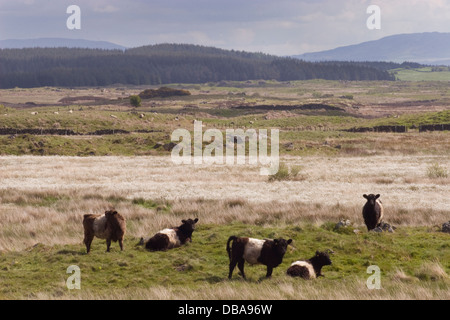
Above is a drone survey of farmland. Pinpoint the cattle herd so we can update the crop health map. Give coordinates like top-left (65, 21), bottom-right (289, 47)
top-left (82, 194), bottom-right (387, 280)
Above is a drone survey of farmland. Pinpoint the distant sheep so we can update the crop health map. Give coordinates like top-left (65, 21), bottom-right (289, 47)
top-left (362, 194), bottom-right (384, 231)
top-left (226, 236), bottom-right (292, 279)
top-left (83, 210), bottom-right (126, 253)
top-left (287, 250), bottom-right (333, 279)
top-left (143, 218), bottom-right (199, 251)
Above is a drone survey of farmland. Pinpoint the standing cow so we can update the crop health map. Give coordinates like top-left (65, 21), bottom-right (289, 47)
top-left (83, 210), bottom-right (126, 253)
top-left (362, 194), bottom-right (384, 231)
top-left (226, 236), bottom-right (292, 279)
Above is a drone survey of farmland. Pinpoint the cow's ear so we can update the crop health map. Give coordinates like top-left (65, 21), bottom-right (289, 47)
top-left (273, 239), bottom-right (279, 244)
top-left (363, 194), bottom-right (368, 199)
top-left (375, 194), bottom-right (380, 199)
top-left (194, 218), bottom-right (199, 223)
top-left (287, 239), bottom-right (292, 245)
top-left (316, 250), bottom-right (320, 256)
top-left (182, 220), bottom-right (186, 224)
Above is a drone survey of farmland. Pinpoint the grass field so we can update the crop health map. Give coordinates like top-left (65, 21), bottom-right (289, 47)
top-left (0, 155), bottom-right (448, 299)
top-left (0, 80), bottom-right (449, 300)
top-left (1, 224), bottom-right (449, 300)
top-left (391, 67), bottom-right (450, 81)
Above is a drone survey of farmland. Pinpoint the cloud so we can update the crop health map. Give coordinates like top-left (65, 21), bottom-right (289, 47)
top-left (92, 5), bottom-right (120, 13)
top-left (1, 0), bottom-right (450, 55)
top-left (233, 28), bottom-right (256, 44)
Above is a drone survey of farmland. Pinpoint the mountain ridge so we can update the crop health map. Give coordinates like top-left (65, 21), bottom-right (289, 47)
top-left (293, 32), bottom-right (450, 65)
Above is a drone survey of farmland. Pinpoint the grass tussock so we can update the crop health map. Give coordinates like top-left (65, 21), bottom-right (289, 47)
top-left (415, 262), bottom-right (449, 282)
top-left (268, 162), bottom-right (305, 182)
top-left (391, 268), bottom-right (419, 284)
top-left (427, 162), bottom-right (448, 179)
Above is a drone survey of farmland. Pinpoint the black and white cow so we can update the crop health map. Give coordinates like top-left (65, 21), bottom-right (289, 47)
top-left (143, 218), bottom-right (199, 251)
top-left (362, 194), bottom-right (384, 231)
top-left (226, 236), bottom-right (292, 279)
top-left (287, 250), bottom-right (332, 279)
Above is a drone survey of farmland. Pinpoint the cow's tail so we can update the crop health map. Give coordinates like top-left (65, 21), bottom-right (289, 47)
top-left (226, 236), bottom-right (237, 261)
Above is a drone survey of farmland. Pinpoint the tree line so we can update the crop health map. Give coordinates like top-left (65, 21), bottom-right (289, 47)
top-left (0, 44), bottom-right (395, 88)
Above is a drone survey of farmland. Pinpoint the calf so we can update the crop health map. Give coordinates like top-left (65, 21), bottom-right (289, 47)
top-left (83, 210), bottom-right (126, 253)
top-left (362, 194), bottom-right (384, 231)
top-left (144, 218), bottom-right (198, 251)
top-left (287, 250), bottom-right (332, 279)
top-left (226, 236), bottom-right (292, 279)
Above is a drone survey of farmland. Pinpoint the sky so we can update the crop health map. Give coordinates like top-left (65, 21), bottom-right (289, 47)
top-left (1, 0), bottom-right (450, 56)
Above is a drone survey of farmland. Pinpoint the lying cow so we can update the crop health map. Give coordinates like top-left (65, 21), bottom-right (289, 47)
top-left (226, 236), bottom-right (292, 279)
top-left (287, 250), bottom-right (333, 279)
top-left (143, 218), bottom-right (199, 251)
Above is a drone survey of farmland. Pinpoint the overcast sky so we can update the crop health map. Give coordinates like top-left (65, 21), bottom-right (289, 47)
top-left (1, 0), bottom-right (450, 55)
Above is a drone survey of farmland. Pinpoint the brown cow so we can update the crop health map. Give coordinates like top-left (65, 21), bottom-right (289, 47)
top-left (83, 210), bottom-right (126, 253)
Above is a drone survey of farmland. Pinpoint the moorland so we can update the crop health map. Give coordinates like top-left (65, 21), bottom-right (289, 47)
top-left (0, 79), bottom-right (449, 299)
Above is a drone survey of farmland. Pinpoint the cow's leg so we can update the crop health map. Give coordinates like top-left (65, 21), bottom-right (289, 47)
top-left (119, 238), bottom-right (124, 251)
top-left (106, 238), bottom-right (112, 252)
top-left (265, 266), bottom-right (273, 278)
top-left (237, 259), bottom-right (246, 279)
top-left (84, 235), bottom-right (93, 254)
top-left (228, 259), bottom-right (238, 279)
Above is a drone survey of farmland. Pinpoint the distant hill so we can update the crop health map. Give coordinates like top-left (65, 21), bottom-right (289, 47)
top-left (0, 43), bottom-right (393, 89)
top-left (294, 32), bottom-right (450, 66)
top-left (0, 38), bottom-right (127, 50)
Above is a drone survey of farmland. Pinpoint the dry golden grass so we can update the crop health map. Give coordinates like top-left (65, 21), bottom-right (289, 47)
top-left (336, 132), bottom-right (450, 156)
top-left (1, 155), bottom-right (448, 207)
top-left (27, 276), bottom-right (450, 300)
top-left (415, 262), bottom-right (449, 281)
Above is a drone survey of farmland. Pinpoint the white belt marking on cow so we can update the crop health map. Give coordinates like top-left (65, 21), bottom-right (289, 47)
top-left (243, 238), bottom-right (265, 265)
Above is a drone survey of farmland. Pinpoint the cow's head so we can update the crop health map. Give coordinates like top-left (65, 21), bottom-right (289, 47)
top-left (180, 218), bottom-right (199, 233)
top-left (105, 210), bottom-right (118, 217)
top-left (363, 194), bottom-right (380, 206)
top-left (314, 250), bottom-right (333, 267)
top-left (272, 238), bottom-right (292, 256)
